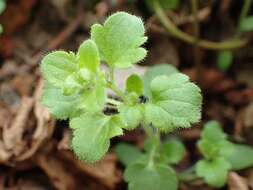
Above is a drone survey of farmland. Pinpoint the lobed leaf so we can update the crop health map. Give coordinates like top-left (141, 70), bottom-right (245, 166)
top-left (196, 157), bottom-right (231, 188)
top-left (119, 104), bottom-right (143, 130)
top-left (70, 113), bottom-right (123, 163)
top-left (91, 12), bottom-right (147, 68)
top-left (41, 51), bottom-right (78, 87)
top-left (41, 83), bottom-right (81, 119)
top-left (144, 73), bottom-right (202, 131)
top-left (143, 64), bottom-right (178, 96)
top-left (124, 162), bottom-right (178, 190)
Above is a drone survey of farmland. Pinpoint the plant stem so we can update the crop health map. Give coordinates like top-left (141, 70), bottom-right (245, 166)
top-left (153, 0), bottom-right (247, 50)
top-left (236, 0), bottom-right (253, 36)
top-left (144, 125), bottom-right (161, 168)
top-left (107, 98), bottom-right (122, 106)
top-left (191, 0), bottom-right (201, 83)
top-left (107, 67), bottom-right (129, 103)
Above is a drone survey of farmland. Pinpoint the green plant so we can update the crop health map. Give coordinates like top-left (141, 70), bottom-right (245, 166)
top-left (41, 12), bottom-right (202, 190)
top-left (0, 0), bottom-right (6, 34)
top-left (195, 121), bottom-right (253, 188)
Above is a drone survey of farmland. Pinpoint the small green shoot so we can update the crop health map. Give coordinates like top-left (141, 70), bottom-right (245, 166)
top-left (41, 12), bottom-right (202, 190)
top-left (196, 121), bottom-right (253, 188)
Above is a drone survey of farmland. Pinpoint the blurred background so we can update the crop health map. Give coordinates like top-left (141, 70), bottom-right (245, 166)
top-left (0, 0), bottom-right (253, 189)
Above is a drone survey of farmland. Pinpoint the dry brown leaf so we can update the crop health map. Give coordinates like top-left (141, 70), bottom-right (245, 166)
top-left (35, 152), bottom-right (76, 190)
top-left (228, 172), bottom-right (249, 190)
top-left (61, 151), bottom-right (122, 189)
top-left (2, 96), bottom-right (33, 153)
top-left (17, 79), bottom-right (55, 161)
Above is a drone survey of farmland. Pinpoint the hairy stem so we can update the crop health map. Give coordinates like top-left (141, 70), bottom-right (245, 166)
top-left (236, 0), bottom-right (253, 36)
top-left (107, 67), bottom-right (129, 103)
top-left (153, 0), bottom-right (247, 50)
top-left (144, 125), bottom-right (161, 168)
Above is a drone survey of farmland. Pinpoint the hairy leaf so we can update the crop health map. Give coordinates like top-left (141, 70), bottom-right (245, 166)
top-left (119, 104), bottom-right (143, 130)
top-left (41, 51), bottom-right (78, 87)
top-left (124, 162), bottom-right (178, 190)
top-left (91, 12), bottom-right (147, 68)
top-left (143, 64), bottom-right (178, 96)
top-left (77, 39), bottom-right (100, 73)
top-left (70, 113), bottom-right (123, 163)
top-left (196, 157), bottom-right (231, 188)
top-left (144, 74), bottom-right (202, 131)
top-left (42, 83), bottom-right (81, 119)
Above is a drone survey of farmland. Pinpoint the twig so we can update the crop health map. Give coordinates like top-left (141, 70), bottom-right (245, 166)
top-left (153, 0), bottom-right (247, 50)
top-left (236, 0), bottom-right (253, 36)
top-left (191, 0), bottom-right (201, 83)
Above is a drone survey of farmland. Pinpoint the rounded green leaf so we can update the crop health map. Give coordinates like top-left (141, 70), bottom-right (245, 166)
top-left (115, 143), bottom-right (144, 166)
top-left (225, 144), bottom-right (253, 170)
top-left (144, 73), bottom-right (202, 131)
top-left (143, 64), bottom-right (178, 96)
top-left (126, 74), bottom-right (144, 95)
top-left (77, 39), bottom-right (100, 73)
top-left (196, 157), bottom-right (231, 188)
top-left (217, 51), bottom-right (233, 71)
top-left (124, 162), bottom-right (178, 190)
top-left (91, 12), bottom-right (147, 68)
top-left (41, 51), bottom-right (78, 87)
top-left (70, 113), bottom-right (123, 163)
top-left (119, 104), bottom-right (143, 130)
top-left (160, 139), bottom-right (185, 164)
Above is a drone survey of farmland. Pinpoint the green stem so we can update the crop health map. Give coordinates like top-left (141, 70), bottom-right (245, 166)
top-left (107, 66), bottom-right (129, 103)
top-left (107, 98), bottom-right (122, 106)
top-left (144, 125), bottom-right (161, 168)
top-left (236, 0), bottom-right (253, 36)
top-left (153, 0), bottom-right (247, 50)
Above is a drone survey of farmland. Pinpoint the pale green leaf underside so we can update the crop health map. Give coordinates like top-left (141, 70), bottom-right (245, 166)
top-left (91, 12), bottom-right (147, 68)
top-left (196, 157), bottom-right (231, 188)
top-left (0, 0), bottom-right (6, 14)
top-left (124, 162), bottom-right (178, 190)
top-left (41, 83), bottom-right (81, 119)
top-left (145, 73), bottom-right (202, 131)
top-left (77, 39), bottom-right (100, 73)
top-left (70, 113), bottom-right (123, 163)
top-left (41, 51), bottom-right (78, 87)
